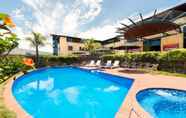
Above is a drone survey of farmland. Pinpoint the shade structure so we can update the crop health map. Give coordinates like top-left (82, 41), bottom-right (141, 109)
top-left (123, 19), bottom-right (180, 39)
top-left (174, 3), bottom-right (186, 11)
top-left (119, 3), bottom-right (186, 40)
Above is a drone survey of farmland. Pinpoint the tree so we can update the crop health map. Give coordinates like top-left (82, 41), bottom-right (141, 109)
top-left (0, 13), bottom-right (18, 56)
top-left (26, 32), bottom-right (47, 67)
top-left (83, 38), bottom-right (101, 55)
top-left (0, 34), bottom-right (19, 56)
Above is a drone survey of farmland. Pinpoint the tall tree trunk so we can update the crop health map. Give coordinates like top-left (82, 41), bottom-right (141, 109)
top-left (36, 45), bottom-right (39, 68)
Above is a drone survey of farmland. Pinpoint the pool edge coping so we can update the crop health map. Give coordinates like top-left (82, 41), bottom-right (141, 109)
top-left (3, 72), bottom-right (32, 118)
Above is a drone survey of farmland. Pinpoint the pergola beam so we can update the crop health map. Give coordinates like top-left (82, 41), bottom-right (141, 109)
top-left (153, 9), bottom-right (157, 18)
top-left (139, 13), bottom-right (144, 24)
top-left (128, 18), bottom-right (137, 25)
top-left (161, 11), bottom-right (172, 21)
top-left (121, 23), bottom-right (130, 28)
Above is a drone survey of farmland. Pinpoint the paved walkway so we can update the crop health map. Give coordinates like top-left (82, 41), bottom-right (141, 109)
top-left (3, 67), bottom-right (186, 118)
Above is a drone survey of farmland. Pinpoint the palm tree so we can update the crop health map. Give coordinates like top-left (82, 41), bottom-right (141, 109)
top-left (83, 38), bottom-right (101, 55)
top-left (26, 32), bottom-right (47, 68)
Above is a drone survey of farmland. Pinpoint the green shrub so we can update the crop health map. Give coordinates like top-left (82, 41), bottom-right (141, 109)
top-left (0, 56), bottom-right (32, 82)
top-left (101, 52), bottom-right (160, 64)
top-left (163, 49), bottom-right (186, 61)
top-left (101, 49), bottom-right (186, 74)
top-left (0, 55), bottom-right (80, 82)
top-left (39, 55), bottom-right (80, 67)
top-left (159, 49), bottom-right (186, 73)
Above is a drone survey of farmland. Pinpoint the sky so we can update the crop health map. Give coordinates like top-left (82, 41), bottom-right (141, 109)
top-left (0, 0), bottom-right (186, 52)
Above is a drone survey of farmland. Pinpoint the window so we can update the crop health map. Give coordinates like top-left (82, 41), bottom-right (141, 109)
top-left (68, 46), bottom-right (73, 51)
top-left (79, 47), bottom-right (84, 51)
top-left (183, 26), bottom-right (186, 33)
top-left (184, 26), bottom-right (186, 48)
top-left (67, 37), bottom-right (73, 42)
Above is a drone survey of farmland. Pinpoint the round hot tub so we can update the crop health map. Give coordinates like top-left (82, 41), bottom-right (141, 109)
top-left (136, 88), bottom-right (186, 118)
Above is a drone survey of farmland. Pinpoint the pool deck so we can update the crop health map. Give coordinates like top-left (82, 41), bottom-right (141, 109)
top-left (3, 67), bottom-right (186, 118)
top-left (3, 72), bottom-right (32, 118)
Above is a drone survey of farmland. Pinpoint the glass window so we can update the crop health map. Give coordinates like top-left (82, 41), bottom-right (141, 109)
top-left (68, 46), bottom-right (73, 51)
top-left (184, 26), bottom-right (186, 48)
top-left (79, 47), bottom-right (83, 51)
top-left (183, 26), bottom-right (186, 33)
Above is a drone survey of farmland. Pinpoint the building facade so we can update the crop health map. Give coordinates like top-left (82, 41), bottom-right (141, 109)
top-left (123, 3), bottom-right (186, 52)
top-left (52, 35), bottom-right (144, 55)
top-left (52, 35), bottom-right (85, 55)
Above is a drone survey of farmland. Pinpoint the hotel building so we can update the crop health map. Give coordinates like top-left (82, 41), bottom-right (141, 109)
top-left (120, 3), bottom-right (186, 51)
top-left (52, 35), bottom-right (86, 55)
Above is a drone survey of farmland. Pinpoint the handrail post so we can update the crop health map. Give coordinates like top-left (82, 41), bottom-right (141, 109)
top-left (128, 107), bottom-right (143, 118)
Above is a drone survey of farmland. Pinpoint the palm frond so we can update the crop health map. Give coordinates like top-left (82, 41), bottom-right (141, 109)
top-left (25, 32), bottom-right (47, 47)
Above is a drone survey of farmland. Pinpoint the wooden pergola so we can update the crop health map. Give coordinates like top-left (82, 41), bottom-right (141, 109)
top-left (118, 3), bottom-right (186, 40)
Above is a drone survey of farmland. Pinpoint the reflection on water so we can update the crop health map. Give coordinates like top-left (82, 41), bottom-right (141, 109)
top-left (16, 77), bottom-right (54, 94)
top-left (155, 90), bottom-right (186, 102)
top-left (104, 85), bottom-right (120, 92)
top-left (63, 87), bottom-right (80, 104)
top-left (47, 89), bottom-right (61, 105)
top-left (95, 85), bottom-right (120, 92)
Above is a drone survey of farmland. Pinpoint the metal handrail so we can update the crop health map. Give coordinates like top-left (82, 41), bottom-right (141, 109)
top-left (129, 108), bottom-right (143, 118)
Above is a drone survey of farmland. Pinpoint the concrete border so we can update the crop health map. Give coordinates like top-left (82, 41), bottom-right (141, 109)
top-left (3, 72), bottom-right (32, 118)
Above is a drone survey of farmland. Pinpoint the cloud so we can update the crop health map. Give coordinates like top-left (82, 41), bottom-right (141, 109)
top-left (79, 23), bottom-right (119, 40)
top-left (81, 0), bottom-right (103, 20)
top-left (78, 2), bottom-right (186, 41)
top-left (78, 12), bottom-right (146, 40)
top-left (11, 0), bottom-right (103, 52)
top-left (63, 0), bottom-right (103, 34)
top-left (11, 8), bottom-right (25, 20)
top-left (14, 0), bottom-right (103, 35)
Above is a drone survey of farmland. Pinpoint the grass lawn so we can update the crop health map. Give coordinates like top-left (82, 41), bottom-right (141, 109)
top-left (0, 82), bottom-right (16, 118)
top-left (137, 69), bottom-right (186, 78)
top-left (150, 70), bottom-right (186, 78)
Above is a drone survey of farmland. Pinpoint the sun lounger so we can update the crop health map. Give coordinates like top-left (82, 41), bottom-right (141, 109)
top-left (111, 60), bottom-right (120, 69)
top-left (86, 60), bottom-right (95, 67)
top-left (102, 60), bottom-right (112, 68)
top-left (95, 60), bottom-right (101, 67)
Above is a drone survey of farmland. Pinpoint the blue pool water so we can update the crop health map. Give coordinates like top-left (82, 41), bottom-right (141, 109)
top-left (12, 67), bottom-right (133, 118)
top-left (136, 88), bottom-right (186, 118)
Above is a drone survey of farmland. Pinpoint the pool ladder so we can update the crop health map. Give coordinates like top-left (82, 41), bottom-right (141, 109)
top-left (129, 108), bottom-right (143, 118)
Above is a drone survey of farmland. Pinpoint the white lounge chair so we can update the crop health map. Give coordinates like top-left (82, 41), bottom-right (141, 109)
top-left (95, 60), bottom-right (101, 67)
top-left (87, 60), bottom-right (95, 67)
top-left (102, 60), bottom-right (112, 68)
top-left (111, 60), bottom-right (120, 69)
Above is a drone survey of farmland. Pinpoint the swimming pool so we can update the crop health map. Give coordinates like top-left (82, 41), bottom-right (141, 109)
top-left (12, 67), bottom-right (133, 118)
top-left (136, 88), bottom-right (186, 118)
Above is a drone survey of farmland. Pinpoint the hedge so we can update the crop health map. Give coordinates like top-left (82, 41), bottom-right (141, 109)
top-left (0, 56), bottom-right (30, 82)
top-left (101, 49), bottom-right (186, 73)
top-left (102, 52), bottom-right (161, 64)
top-left (38, 55), bottom-right (80, 67)
top-left (159, 49), bottom-right (186, 73)
top-left (0, 55), bottom-right (80, 83)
